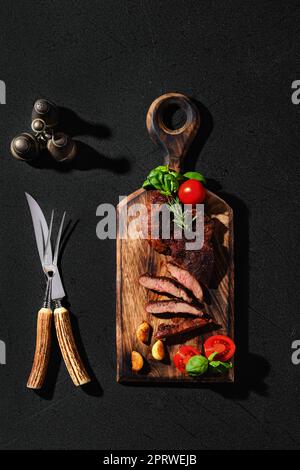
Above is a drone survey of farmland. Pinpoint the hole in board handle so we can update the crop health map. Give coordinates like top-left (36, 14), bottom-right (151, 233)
top-left (157, 98), bottom-right (192, 136)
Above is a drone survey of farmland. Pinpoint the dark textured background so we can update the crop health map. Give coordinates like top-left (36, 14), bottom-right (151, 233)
top-left (0, 0), bottom-right (299, 451)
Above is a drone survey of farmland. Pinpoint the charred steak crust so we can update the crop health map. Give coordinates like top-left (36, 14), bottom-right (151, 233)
top-left (143, 191), bottom-right (215, 286)
top-left (146, 300), bottom-right (205, 316)
top-left (139, 273), bottom-right (194, 303)
top-left (155, 317), bottom-right (213, 339)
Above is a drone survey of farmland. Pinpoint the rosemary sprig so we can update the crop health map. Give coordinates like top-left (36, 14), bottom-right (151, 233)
top-left (167, 196), bottom-right (197, 231)
top-left (167, 196), bottom-right (188, 230)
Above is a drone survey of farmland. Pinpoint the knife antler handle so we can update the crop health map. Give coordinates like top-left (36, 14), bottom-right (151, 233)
top-left (27, 308), bottom-right (52, 389)
top-left (146, 92), bottom-right (200, 172)
top-left (54, 307), bottom-right (90, 386)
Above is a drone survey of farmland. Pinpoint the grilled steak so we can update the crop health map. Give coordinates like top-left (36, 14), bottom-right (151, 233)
top-left (143, 191), bottom-right (215, 286)
top-left (146, 300), bottom-right (204, 316)
top-left (139, 273), bottom-right (193, 303)
top-left (172, 244), bottom-right (214, 287)
top-left (166, 262), bottom-right (203, 302)
top-left (155, 317), bottom-right (213, 339)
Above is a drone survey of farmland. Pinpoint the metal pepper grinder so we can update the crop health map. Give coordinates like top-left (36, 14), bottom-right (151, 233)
top-left (10, 133), bottom-right (39, 161)
top-left (47, 132), bottom-right (77, 162)
top-left (10, 98), bottom-right (77, 163)
top-left (31, 99), bottom-right (59, 143)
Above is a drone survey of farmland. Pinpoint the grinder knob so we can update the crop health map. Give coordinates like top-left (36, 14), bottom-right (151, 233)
top-left (10, 133), bottom-right (39, 161)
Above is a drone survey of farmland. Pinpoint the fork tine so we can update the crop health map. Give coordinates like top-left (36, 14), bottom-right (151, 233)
top-left (43, 210), bottom-right (54, 266)
top-left (53, 211), bottom-right (66, 266)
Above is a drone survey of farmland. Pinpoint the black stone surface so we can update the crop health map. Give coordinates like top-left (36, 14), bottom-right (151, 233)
top-left (0, 0), bottom-right (299, 450)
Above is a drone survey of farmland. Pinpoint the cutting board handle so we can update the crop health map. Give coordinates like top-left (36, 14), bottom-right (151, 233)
top-left (146, 93), bottom-right (200, 172)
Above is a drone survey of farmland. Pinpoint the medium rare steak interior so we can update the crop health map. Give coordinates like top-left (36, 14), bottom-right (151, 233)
top-left (139, 273), bottom-right (194, 303)
top-left (143, 191), bottom-right (215, 286)
top-left (166, 262), bottom-right (203, 302)
top-left (146, 299), bottom-right (205, 316)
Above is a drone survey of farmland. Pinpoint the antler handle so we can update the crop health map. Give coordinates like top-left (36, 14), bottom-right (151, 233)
top-left (54, 307), bottom-right (90, 386)
top-left (27, 308), bottom-right (52, 389)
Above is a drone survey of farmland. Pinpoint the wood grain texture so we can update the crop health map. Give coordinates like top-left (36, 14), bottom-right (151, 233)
top-left (116, 93), bottom-right (234, 383)
top-left (54, 307), bottom-right (90, 386)
top-left (116, 189), bottom-right (234, 383)
top-left (146, 92), bottom-right (200, 172)
top-left (27, 308), bottom-right (52, 389)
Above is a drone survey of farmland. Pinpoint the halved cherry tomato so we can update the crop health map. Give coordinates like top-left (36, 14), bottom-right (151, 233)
top-left (178, 179), bottom-right (206, 205)
top-left (173, 345), bottom-right (201, 372)
top-left (204, 335), bottom-right (236, 362)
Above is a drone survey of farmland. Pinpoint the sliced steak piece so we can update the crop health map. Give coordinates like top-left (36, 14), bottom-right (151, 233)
top-left (155, 317), bottom-right (213, 339)
top-left (139, 273), bottom-right (193, 303)
top-left (166, 262), bottom-right (203, 302)
top-left (146, 300), bottom-right (204, 316)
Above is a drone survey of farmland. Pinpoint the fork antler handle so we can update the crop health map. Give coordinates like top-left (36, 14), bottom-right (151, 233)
top-left (27, 308), bottom-right (52, 389)
top-left (54, 307), bottom-right (90, 386)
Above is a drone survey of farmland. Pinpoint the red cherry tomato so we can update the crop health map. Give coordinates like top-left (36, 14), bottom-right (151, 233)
top-left (178, 179), bottom-right (206, 205)
top-left (204, 335), bottom-right (236, 362)
top-left (173, 345), bottom-right (201, 372)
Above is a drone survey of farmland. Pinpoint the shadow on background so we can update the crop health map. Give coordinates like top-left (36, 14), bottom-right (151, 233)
top-left (122, 98), bottom-right (270, 398)
top-left (209, 190), bottom-right (270, 399)
top-left (29, 106), bottom-right (130, 173)
top-left (68, 310), bottom-right (103, 398)
top-left (183, 98), bottom-right (214, 172)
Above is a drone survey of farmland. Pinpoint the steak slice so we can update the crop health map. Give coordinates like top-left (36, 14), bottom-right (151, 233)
top-left (139, 274), bottom-right (193, 303)
top-left (155, 317), bottom-right (213, 339)
top-left (166, 262), bottom-right (203, 302)
top-left (146, 300), bottom-right (204, 316)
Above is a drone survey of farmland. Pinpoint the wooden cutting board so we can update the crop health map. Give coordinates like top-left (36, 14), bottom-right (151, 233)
top-left (116, 93), bottom-right (234, 383)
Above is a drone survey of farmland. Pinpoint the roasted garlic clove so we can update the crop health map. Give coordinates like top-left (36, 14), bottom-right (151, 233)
top-left (152, 340), bottom-right (165, 361)
top-left (131, 351), bottom-right (144, 372)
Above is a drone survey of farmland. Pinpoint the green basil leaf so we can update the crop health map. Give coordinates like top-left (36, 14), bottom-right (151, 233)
top-left (150, 165), bottom-right (168, 175)
top-left (225, 361), bottom-right (232, 368)
top-left (169, 170), bottom-right (184, 180)
top-left (162, 174), bottom-right (173, 195)
top-left (157, 165), bottom-right (169, 171)
top-left (183, 172), bottom-right (206, 185)
top-left (143, 165), bottom-right (186, 197)
top-left (211, 361), bottom-right (232, 369)
top-left (209, 361), bottom-right (233, 374)
top-left (172, 182), bottom-right (179, 194)
top-left (208, 351), bottom-right (219, 362)
top-left (185, 355), bottom-right (208, 377)
top-left (169, 178), bottom-right (175, 193)
top-left (149, 175), bottom-right (161, 187)
top-left (147, 168), bottom-right (165, 181)
top-left (209, 361), bottom-right (220, 367)
top-left (142, 179), bottom-right (153, 189)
